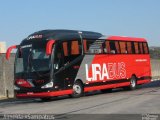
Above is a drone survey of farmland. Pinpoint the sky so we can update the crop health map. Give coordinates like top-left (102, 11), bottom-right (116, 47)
top-left (0, 0), bottom-right (160, 47)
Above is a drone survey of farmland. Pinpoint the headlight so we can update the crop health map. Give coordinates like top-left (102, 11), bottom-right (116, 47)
top-left (14, 85), bottom-right (20, 90)
top-left (41, 82), bottom-right (53, 89)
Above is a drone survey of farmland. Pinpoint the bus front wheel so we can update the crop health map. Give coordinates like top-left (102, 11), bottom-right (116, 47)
top-left (71, 81), bottom-right (84, 98)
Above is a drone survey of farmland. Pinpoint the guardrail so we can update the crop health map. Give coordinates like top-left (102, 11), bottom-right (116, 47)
top-left (151, 59), bottom-right (160, 80)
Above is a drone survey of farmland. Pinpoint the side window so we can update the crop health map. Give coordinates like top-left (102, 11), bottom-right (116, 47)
top-left (62, 42), bottom-right (68, 56)
top-left (83, 39), bottom-right (87, 53)
top-left (134, 42), bottom-right (139, 54)
top-left (143, 42), bottom-right (149, 54)
top-left (62, 40), bottom-right (81, 64)
top-left (109, 41), bottom-right (117, 54)
top-left (54, 43), bottom-right (63, 70)
top-left (62, 40), bottom-right (81, 56)
top-left (115, 41), bottom-right (120, 53)
top-left (83, 40), bottom-right (95, 54)
top-left (108, 41), bottom-right (120, 54)
top-left (17, 48), bottom-right (22, 58)
top-left (131, 42), bottom-right (135, 54)
top-left (119, 42), bottom-right (127, 54)
top-left (126, 42), bottom-right (132, 54)
top-left (83, 40), bottom-right (105, 54)
top-left (71, 41), bottom-right (80, 55)
top-left (105, 41), bottom-right (110, 53)
top-left (139, 42), bottom-right (143, 54)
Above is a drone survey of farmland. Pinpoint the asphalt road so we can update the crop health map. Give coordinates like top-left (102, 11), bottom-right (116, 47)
top-left (0, 81), bottom-right (160, 120)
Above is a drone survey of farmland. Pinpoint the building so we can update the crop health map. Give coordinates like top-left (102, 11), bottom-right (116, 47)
top-left (0, 42), bottom-right (6, 53)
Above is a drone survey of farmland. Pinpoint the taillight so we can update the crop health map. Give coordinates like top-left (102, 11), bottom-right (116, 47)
top-left (15, 79), bottom-right (32, 88)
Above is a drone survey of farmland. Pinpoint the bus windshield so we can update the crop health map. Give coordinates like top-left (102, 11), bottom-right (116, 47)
top-left (15, 47), bottom-right (51, 74)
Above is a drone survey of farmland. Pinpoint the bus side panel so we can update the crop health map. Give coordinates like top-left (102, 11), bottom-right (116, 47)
top-left (91, 54), bottom-right (151, 82)
top-left (79, 54), bottom-right (151, 91)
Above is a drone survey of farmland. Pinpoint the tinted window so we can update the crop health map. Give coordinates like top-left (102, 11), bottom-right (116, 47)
top-left (115, 41), bottom-right (120, 53)
top-left (83, 39), bottom-right (105, 54)
top-left (143, 42), bottom-right (149, 54)
top-left (62, 40), bottom-right (81, 56)
top-left (83, 40), bottom-right (149, 55)
top-left (126, 42), bottom-right (132, 54)
top-left (109, 41), bottom-right (117, 54)
top-left (119, 42), bottom-right (127, 54)
top-left (105, 41), bottom-right (110, 53)
top-left (134, 42), bottom-right (139, 54)
top-left (62, 40), bottom-right (81, 64)
top-left (62, 42), bottom-right (68, 56)
top-left (71, 41), bottom-right (80, 55)
top-left (139, 43), bottom-right (143, 54)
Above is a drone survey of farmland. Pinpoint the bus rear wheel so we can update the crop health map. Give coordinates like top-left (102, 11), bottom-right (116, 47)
top-left (71, 81), bottom-right (84, 98)
top-left (124, 76), bottom-right (137, 90)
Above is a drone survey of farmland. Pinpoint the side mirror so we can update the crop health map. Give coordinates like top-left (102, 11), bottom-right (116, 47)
top-left (6, 45), bottom-right (18, 60)
top-left (46, 40), bottom-right (55, 55)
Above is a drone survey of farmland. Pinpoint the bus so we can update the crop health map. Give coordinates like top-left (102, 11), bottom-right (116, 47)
top-left (6, 30), bottom-right (151, 100)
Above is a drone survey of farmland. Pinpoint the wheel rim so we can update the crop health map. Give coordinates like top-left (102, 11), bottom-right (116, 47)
top-left (131, 77), bottom-right (136, 88)
top-left (73, 84), bottom-right (81, 94)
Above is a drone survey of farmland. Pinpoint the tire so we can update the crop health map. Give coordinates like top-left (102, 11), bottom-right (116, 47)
top-left (71, 81), bottom-right (84, 98)
top-left (124, 76), bottom-right (137, 90)
top-left (101, 89), bottom-right (112, 93)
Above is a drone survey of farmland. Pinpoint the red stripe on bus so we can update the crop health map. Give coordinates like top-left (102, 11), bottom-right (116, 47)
top-left (16, 80), bottom-right (151, 98)
top-left (84, 82), bottom-right (130, 92)
top-left (16, 89), bottom-right (73, 98)
top-left (137, 79), bottom-right (150, 85)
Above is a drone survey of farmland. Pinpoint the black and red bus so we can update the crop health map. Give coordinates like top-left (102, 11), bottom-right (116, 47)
top-left (6, 30), bottom-right (151, 100)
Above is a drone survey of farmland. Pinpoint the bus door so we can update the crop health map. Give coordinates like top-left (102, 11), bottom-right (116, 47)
top-left (53, 40), bottom-right (82, 90)
top-left (62, 40), bottom-right (82, 89)
top-left (53, 42), bottom-right (66, 89)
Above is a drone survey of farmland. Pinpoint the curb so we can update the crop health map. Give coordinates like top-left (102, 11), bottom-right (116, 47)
top-left (0, 98), bottom-right (15, 102)
top-left (0, 97), bottom-right (7, 100)
top-left (151, 79), bottom-right (160, 82)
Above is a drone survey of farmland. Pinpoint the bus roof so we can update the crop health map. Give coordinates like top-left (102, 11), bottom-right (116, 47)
top-left (26, 29), bottom-right (103, 41)
top-left (24, 30), bottom-right (147, 42)
top-left (105, 36), bottom-right (147, 42)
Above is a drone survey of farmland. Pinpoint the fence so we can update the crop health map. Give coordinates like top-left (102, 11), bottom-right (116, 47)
top-left (151, 59), bottom-right (160, 80)
top-left (0, 54), bottom-right (160, 98)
